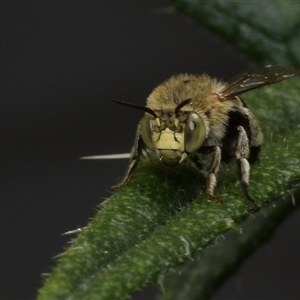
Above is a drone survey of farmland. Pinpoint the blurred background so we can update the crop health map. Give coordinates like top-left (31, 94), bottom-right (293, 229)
top-left (1, 2), bottom-right (299, 299)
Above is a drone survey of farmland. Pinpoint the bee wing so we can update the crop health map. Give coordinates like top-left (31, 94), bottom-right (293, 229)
top-left (219, 65), bottom-right (300, 100)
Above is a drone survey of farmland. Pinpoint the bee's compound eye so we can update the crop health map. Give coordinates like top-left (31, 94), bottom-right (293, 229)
top-left (140, 113), bottom-right (155, 150)
top-left (184, 113), bottom-right (206, 153)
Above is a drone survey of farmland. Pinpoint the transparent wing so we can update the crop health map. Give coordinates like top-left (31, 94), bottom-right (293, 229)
top-left (220, 65), bottom-right (300, 100)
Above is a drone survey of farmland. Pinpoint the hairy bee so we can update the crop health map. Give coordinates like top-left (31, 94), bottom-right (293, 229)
top-left (84, 65), bottom-right (299, 211)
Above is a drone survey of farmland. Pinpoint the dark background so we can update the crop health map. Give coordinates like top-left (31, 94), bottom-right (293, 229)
top-left (1, 2), bottom-right (299, 299)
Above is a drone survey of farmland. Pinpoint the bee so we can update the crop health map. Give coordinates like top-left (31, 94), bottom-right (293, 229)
top-left (83, 65), bottom-right (299, 211)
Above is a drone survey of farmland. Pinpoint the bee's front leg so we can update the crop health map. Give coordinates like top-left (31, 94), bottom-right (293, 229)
top-left (205, 146), bottom-right (222, 202)
top-left (113, 125), bottom-right (143, 189)
top-left (235, 126), bottom-right (259, 212)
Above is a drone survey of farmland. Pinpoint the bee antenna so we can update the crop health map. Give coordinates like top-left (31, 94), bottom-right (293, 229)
top-left (175, 98), bottom-right (192, 116)
top-left (112, 99), bottom-right (157, 118)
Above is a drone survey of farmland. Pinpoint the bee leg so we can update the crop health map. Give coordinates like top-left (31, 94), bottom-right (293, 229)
top-left (205, 146), bottom-right (222, 202)
top-left (235, 126), bottom-right (259, 212)
top-left (112, 127), bottom-right (143, 189)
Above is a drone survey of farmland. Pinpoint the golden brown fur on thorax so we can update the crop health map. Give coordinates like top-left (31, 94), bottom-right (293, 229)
top-left (146, 74), bottom-right (243, 144)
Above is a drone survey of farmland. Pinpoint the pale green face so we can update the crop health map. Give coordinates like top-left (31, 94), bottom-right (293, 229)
top-left (140, 111), bottom-right (207, 167)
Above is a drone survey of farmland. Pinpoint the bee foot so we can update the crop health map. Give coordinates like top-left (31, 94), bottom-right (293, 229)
top-left (206, 193), bottom-right (223, 204)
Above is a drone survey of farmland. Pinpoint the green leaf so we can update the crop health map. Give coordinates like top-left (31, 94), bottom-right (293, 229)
top-left (171, 0), bottom-right (300, 66)
top-left (38, 2), bottom-right (300, 300)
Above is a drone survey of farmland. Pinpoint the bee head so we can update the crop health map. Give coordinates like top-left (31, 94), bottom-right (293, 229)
top-left (140, 99), bottom-right (207, 166)
top-left (112, 98), bottom-right (207, 166)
